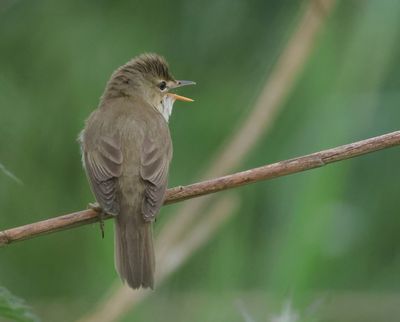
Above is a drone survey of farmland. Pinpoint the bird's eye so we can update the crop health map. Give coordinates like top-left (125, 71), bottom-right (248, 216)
top-left (158, 81), bottom-right (167, 91)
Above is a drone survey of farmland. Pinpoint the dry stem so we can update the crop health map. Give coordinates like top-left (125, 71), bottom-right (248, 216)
top-left (1, 129), bottom-right (399, 247)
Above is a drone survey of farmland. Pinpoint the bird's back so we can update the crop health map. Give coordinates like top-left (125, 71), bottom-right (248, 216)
top-left (81, 96), bottom-right (172, 288)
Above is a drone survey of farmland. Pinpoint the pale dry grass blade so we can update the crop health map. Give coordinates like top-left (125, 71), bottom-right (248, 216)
top-left (0, 162), bottom-right (23, 185)
top-left (156, 0), bottom-right (336, 261)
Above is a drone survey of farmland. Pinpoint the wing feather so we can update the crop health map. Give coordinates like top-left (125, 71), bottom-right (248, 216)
top-left (83, 135), bottom-right (123, 215)
top-left (140, 134), bottom-right (172, 221)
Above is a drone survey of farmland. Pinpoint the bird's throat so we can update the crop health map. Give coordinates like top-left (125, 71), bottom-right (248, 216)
top-left (157, 95), bottom-right (175, 122)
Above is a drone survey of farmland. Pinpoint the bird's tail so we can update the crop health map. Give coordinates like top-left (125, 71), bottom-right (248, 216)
top-left (114, 214), bottom-right (155, 289)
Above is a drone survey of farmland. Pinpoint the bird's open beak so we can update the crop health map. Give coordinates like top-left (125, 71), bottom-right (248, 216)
top-left (167, 93), bottom-right (194, 102)
top-left (167, 80), bottom-right (196, 102)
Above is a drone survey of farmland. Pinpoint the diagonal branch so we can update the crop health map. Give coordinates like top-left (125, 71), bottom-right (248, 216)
top-left (1, 130), bottom-right (399, 247)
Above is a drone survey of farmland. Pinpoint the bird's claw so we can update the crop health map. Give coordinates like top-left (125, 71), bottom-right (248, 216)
top-left (87, 202), bottom-right (105, 239)
top-left (98, 212), bottom-right (105, 239)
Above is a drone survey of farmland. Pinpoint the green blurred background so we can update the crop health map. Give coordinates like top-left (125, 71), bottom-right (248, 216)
top-left (1, 0), bottom-right (400, 321)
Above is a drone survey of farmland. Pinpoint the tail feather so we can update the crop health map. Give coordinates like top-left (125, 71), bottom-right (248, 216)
top-left (115, 214), bottom-right (155, 289)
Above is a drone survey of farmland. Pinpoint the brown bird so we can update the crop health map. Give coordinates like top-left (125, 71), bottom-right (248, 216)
top-left (79, 53), bottom-right (195, 289)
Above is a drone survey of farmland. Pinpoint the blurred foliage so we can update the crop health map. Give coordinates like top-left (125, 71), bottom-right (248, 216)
top-left (0, 0), bottom-right (400, 321)
top-left (0, 287), bottom-right (39, 322)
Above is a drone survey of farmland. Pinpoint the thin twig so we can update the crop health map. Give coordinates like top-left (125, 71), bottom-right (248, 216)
top-left (1, 129), bottom-right (399, 247)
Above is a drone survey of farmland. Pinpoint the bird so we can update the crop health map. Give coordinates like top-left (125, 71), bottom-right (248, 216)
top-left (78, 53), bottom-right (195, 289)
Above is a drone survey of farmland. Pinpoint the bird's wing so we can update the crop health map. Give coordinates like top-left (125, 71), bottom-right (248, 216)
top-left (84, 135), bottom-right (123, 215)
top-left (140, 133), bottom-right (172, 221)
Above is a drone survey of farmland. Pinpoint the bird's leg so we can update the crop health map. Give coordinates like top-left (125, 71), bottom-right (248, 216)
top-left (88, 202), bottom-right (105, 239)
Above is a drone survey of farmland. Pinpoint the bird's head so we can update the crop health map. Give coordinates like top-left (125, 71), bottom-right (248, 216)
top-left (104, 53), bottom-right (195, 122)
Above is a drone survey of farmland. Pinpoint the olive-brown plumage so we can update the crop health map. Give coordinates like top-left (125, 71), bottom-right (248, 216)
top-left (79, 53), bottom-right (194, 289)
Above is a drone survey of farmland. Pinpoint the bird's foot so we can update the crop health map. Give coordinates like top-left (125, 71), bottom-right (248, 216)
top-left (98, 211), bottom-right (105, 239)
top-left (87, 202), bottom-right (105, 239)
top-left (88, 202), bottom-right (102, 212)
